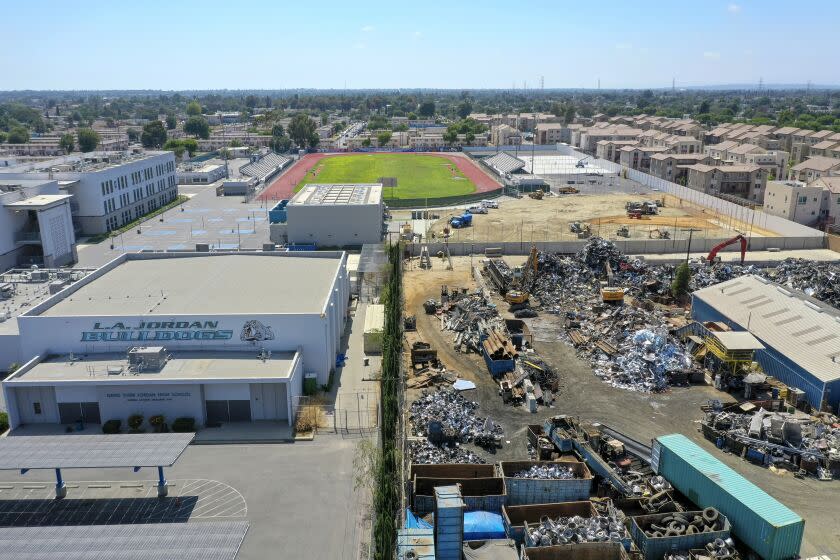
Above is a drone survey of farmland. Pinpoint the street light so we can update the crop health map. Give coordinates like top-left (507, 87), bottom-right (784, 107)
top-left (681, 228), bottom-right (702, 262)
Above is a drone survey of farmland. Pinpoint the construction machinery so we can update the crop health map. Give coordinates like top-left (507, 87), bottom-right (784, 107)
top-left (600, 261), bottom-right (625, 304)
top-left (528, 189), bottom-right (544, 200)
top-left (575, 156), bottom-right (592, 168)
top-left (504, 290), bottom-right (529, 304)
top-left (626, 201), bottom-right (658, 215)
top-left (616, 225), bottom-right (630, 238)
top-left (557, 186), bottom-right (580, 194)
top-left (503, 245), bottom-right (538, 304)
top-left (570, 222), bottom-right (591, 238)
top-left (648, 228), bottom-right (671, 239)
top-left (707, 234), bottom-right (747, 264)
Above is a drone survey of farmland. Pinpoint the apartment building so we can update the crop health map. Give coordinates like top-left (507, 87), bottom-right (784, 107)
top-left (0, 151), bottom-right (178, 235)
top-left (808, 141), bottom-right (840, 159)
top-left (686, 164), bottom-right (767, 203)
top-left (704, 140), bottom-right (740, 161)
top-left (197, 133), bottom-right (271, 151)
top-left (649, 153), bottom-right (712, 185)
top-left (789, 156), bottom-right (840, 182)
top-left (0, 179), bottom-right (77, 269)
top-left (491, 124), bottom-right (522, 146)
top-left (595, 140), bottom-right (639, 162)
top-left (576, 125), bottom-right (643, 153)
top-left (762, 180), bottom-right (829, 226)
top-left (810, 176), bottom-right (840, 226)
top-left (535, 123), bottom-right (570, 144)
top-left (619, 145), bottom-right (668, 172)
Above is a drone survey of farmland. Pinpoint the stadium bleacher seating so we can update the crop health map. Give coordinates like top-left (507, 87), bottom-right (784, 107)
top-left (481, 152), bottom-right (526, 176)
top-left (240, 153), bottom-right (291, 181)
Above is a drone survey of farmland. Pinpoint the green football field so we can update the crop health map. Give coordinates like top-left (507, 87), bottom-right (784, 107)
top-left (296, 154), bottom-right (477, 199)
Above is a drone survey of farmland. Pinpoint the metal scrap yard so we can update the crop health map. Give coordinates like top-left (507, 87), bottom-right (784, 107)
top-left (401, 238), bottom-right (840, 559)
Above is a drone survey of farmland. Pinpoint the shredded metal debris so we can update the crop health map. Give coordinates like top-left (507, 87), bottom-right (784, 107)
top-left (512, 464), bottom-right (579, 479)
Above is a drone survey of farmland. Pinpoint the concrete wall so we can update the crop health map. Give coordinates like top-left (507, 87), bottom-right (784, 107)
top-left (36, 202), bottom-right (76, 267)
top-left (98, 383), bottom-right (204, 427)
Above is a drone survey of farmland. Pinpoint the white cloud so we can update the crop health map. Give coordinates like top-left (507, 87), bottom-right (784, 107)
top-left (353, 42), bottom-right (367, 50)
top-left (361, 25), bottom-right (374, 32)
top-left (412, 31), bottom-right (423, 40)
top-left (727, 3), bottom-right (741, 13)
top-left (615, 43), bottom-right (632, 50)
top-left (703, 51), bottom-right (721, 59)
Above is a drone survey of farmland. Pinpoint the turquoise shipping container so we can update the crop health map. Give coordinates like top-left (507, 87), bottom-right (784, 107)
top-left (651, 434), bottom-right (804, 560)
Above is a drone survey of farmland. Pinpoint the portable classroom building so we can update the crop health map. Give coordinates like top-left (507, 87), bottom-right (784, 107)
top-left (651, 434), bottom-right (804, 560)
top-left (363, 304), bottom-right (384, 354)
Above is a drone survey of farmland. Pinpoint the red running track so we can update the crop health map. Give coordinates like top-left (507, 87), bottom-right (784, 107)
top-left (258, 152), bottom-right (500, 202)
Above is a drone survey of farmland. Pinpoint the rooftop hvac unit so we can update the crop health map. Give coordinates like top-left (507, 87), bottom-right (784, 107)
top-left (127, 346), bottom-right (168, 372)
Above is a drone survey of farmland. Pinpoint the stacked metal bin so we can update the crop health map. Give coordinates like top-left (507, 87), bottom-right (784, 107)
top-left (521, 542), bottom-right (630, 560)
top-left (414, 476), bottom-right (506, 515)
top-left (434, 485), bottom-right (465, 560)
top-left (628, 511), bottom-right (731, 560)
top-left (651, 434), bottom-right (804, 560)
top-left (397, 528), bottom-right (436, 560)
top-left (502, 501), bottom-right (598, 546)
top-left (499, 460), bottom-right (592, 506)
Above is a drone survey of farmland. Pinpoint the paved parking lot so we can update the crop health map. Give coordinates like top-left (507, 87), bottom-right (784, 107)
top-left (0, 439), bottom-right (364, 560)
top-left (76, 184), bottom-right (274, 268)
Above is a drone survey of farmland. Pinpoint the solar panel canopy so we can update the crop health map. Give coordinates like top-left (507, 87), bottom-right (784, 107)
top-left (0, 521), bottom-right (249, 560)
top-left (0, 433), bottom-right (195, 470)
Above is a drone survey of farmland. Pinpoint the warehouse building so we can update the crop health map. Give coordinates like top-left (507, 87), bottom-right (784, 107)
top-left (2, 251), bottom-right (349, 430)
top-left (269, 183), bottom-right (384, 247)
top-left (692, 275), bottom-right (840, 411)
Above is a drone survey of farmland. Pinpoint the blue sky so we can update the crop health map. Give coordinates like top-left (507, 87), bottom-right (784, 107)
top-left (2, 0), bottom-right (838, 90)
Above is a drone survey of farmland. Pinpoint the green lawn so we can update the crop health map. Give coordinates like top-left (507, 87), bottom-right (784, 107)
top-left (296, 154), bottom-right (476, 199)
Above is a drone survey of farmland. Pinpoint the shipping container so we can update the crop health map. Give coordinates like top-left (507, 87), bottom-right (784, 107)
top-left (522, 542), bottom-right (629, 560)
top-left (362, 304), bottom-right (385, 354)
top-left (499, 461), bottom-right (592, 506)
top-left (398, 528), bottom-right (436, 560)
top-left (629, 511), bottom-right (731, 560)
top-left (651, 434), bottom-right (804, 560)
top-left (482, 345), bottom-right (515, 375)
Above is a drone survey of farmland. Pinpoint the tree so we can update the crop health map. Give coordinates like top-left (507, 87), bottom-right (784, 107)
top-left (245, 95), bottom-right (259, 108)
top-left (671, 262), bottom-right (691, 300)
top-left (271, 124), bottom-right (285, 137)
top-left (127, 128), bottom-right (140, 142)
top-left (59, 133), bottom-right (74, 153)
top-left (563, 105), bottom-right (576, 125)
top-left (361, 138), bottom-right (371, 148)
top-left (7, 126), bottom-right (29, 144)
top-left (270, 135), bottom-right (292, 153)
top-left (698, 100), bottom-right (711, 114)
top-left (165, 114), bottom-right (177, 129)
top-left (288, 113), bottom-right (317, 148)
top-left (367, 115), bottom-right (389, 130)
top-left (443, 129), bottom-right (458, 146)
top-left (186, 101), bottom-right (202, 116)
top-left (181, 138), bottom-right (198, 157)
top-left (465, 131), bottom-right (475, 145)
top-left (77, 128), bottom-right (100, 152)
top-left (184, 116), bottom-right (210, 139)
top-left (457, 100), bottom-right (473, 120)
top-left (418, 101), bottom-right (435, 117)
top-left (376, 131), bottom-right (392, 146)
top-left (0, 131), bottom-right (7, 143)
top-left (141, 120), bottom-right (167, 148)
top-left (163, 139), bottom-right (185, 159)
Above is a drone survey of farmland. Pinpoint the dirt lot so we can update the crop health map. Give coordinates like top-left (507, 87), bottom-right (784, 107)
top-left (403, 256), bottom-right (839, 558)
top-left (425, 193), bottom-right (777, 243)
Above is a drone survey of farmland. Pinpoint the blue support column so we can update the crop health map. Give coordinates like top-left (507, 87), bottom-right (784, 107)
top-left (54, 468), bottom-right (67, 499)
top-left (157, 465), bottom-right (168, 497)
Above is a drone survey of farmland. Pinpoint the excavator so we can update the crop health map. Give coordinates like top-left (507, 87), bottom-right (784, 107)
top-left (706, 234), bottom-right (747, 264)
top-left (505, 245), bottom-right (539, 304)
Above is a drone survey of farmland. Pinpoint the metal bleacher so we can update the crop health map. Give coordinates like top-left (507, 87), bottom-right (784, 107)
top-left (240, 153), bottom-right (291, 181)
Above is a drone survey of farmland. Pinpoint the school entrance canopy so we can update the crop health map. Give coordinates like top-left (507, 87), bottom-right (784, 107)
top-left (0, 521), bottom-right (249, 560)
top-left (0, 433), bottom-right (194, 498)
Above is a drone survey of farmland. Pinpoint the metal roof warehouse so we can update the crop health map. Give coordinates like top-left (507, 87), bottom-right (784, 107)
top-left (2, 251), bottom-right (349, 433)
top-left (692, 274), bottom-right (840, 410)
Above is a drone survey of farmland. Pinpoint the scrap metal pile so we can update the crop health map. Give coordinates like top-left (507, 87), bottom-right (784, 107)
top-left (407, 439), bottom-right (486, 465)
top-left (526, 512), bottom-right (626, 547)
top-left (408, 388), bottom-right (503, 462)
top-left (440, 292), bottom-right (506, 353)
top-left (704, 407), bottom-right (840, 478)
top-left (512, 464), bottom-right (579, 479)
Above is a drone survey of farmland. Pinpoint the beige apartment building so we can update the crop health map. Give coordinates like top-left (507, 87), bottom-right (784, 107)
top-left (686, 164), bottom-right (768, 203)
top-left (762, 180), bottom-right (829, 226)
top-left (649, 153), bottom-right (712, 184)
top-left (789, 156), bottom-right (840, 182)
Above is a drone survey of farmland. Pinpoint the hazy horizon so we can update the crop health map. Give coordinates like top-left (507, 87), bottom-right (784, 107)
top-left (4, 0), bottom-right (839, 91)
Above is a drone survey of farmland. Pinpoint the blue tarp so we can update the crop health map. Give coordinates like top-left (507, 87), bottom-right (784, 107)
top-left (405, 508), bottom-right (433, 530)
top-left (463, 511), bottom-right (505, 541)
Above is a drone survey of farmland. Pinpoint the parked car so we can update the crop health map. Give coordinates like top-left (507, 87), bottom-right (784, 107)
top-left (481, 199), bottom-right (498, 209)
top-left (467, 205), bottom-right (488, 214)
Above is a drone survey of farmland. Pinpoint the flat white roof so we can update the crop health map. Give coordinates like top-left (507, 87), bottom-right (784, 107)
top-left (711, 331), bottom-right (765, 351)
top-left (3, 193), bottom-right (72, 209)
top-left (10, 350), bottom-right (299, 383)
top-left (34, 253), bottom-right (342, 316)
top-left (290, 183), bottom-right (382, 206)
top-left (694, 275), bottom-right (840, 383)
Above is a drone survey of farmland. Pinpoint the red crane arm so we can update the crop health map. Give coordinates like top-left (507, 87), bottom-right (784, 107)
top-left (706, 234), bottom-right (747, 264)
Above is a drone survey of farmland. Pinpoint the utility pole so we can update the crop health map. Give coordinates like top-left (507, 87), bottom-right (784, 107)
top-left (681, 228), bottom-right (702, 262)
